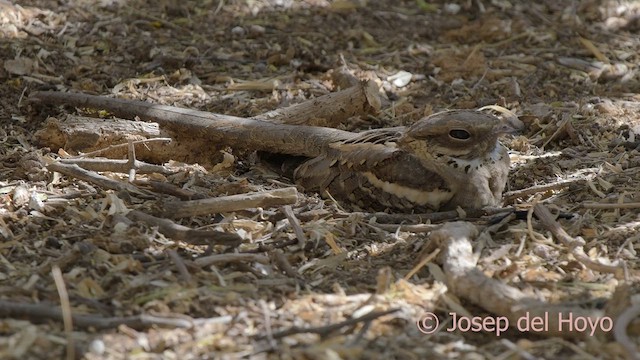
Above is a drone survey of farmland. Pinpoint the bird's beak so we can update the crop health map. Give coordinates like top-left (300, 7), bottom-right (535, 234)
top-left (494, 115), bottom-right (525, 135)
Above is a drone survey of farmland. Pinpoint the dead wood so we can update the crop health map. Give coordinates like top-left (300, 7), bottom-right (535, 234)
top-left (74, 137), bottom-right (173, 158)
top-left (59, 157), bottom-right (176, 175)
top-left (34, 115), bottom-right (162, 151)
top-left (34, 115), bottom-right (223, 165)
top-left (132, 179), bottom-right (206, 200)
top-left (433, 221), bottom-right (607, 339)
top-left (613, 303), bottom-right (640, 360)
top-left (31, 85), bottom-right (376, 157)
top-left (0, 300), bottom-right (231, 330)
top-left (533, 203), bottom-right (625, 277)
top-left (125, 210), bottom-right (242, 246)
top-left (264, 207), bottom-right (512, 225)
top-left (502, 179), bottom-right (584, 202)
top-left (251, 80), bottom-right (380, 126)
top-left (47, 162), bottom-right (152, 198)
top-left (161, 187), bottom-right (299, 218)
top-left (194, 253), bottom-right (271, 267)
top-left (282, 204), bottom-right (308, 248)
top-left (51, 266), bottom-right (74, 360)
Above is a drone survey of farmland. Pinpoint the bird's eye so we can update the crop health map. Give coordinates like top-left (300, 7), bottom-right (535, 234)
top-left (449, 129), bottom-right (471, 140)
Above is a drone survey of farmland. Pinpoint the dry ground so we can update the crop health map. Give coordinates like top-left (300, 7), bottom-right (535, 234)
top-left (1, 0), bottom-right (640, 359)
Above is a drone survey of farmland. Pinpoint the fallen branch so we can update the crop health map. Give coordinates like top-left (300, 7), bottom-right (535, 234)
top-left (34, 115), bottom-right (163, 151)
top-left (52, 266), bottom-right (74, 360)
top-left (72, 137), bottom-right (173, 158)
top-left (0, 300), bottom-right (231, 330)
top-left (162, 187), bottom-right (298, 218)
top-left (132, 179), bottom-right (206, 200)
top-left (433, 221), bottom-right (608, 339)
top-left (503, 179), bottom-right (583, 202)
top-left (252, 80), bottom-right (380, 126)
top-left (614, 303), bottom-right (640, 360)
top-left (194, 253), bottom-right (270, 267)
top-left (35, 115), bottom-right (221, 166)
top-left (533, 203), bottom-right (624, 277)
top-left (47, 162), bottom-right (152, 198)
top-left (31, 83), bottom-right (381, 157)
top-left (59, 157), bottom-right (176, 175)
top-left (282, 205), bottom-right (308, 248)
top-left (126, 210), bottom-right (242, 246)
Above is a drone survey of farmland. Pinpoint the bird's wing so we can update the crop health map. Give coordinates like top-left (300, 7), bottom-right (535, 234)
top-left (294, 128), bottom-right (454, 211)
top-left (294, 128), bottom-right (400, 190)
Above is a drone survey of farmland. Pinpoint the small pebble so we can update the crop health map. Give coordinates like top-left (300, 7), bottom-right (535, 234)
top-left (248, 24), bottom-right (265, 37)
top-left (444, 3), bottom-right (461, 14)
top-left (387, 70), bottom-right (413, 88)
top-left (88, 339), bottom-right (106, 355)
top-left (231, 26), bottom-right (246, 37)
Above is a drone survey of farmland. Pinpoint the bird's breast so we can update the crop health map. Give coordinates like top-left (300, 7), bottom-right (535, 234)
top-left (360, 171), bottom-right (454, 209)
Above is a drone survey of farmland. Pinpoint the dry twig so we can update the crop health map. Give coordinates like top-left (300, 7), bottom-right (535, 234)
top-left (613, 303), bottom-right (640, 360)
top-left (503, 179), bottom-right (583, 202)
top-left (162, 187), bottom-right (298, 218)
top-left (52, 266), bottom-right (74, 360)
top-left (252, 80), bottom-right (380, 126)
top-left (194, 253), bottom-right (270, 267)
top-left (282, 205), bottom-right (308, 248)
top-left (126, 210), bottom-right (242, 246)
top-left (258, 308), bottom-right (399, 340)
top-left (0, 300), bottom-right (231, 330)
top-left (132, 179), bottom-right (206, 200)
top-left (59, 158), bottom-right (175, 175)
top-left (533, 203), bottom-right (624, 277)
top-left (48, 162), bottom-right (152, 197)
top-left (72, 137), bottom-right (173, 158)
top-left (434, 221), bottom-right (608, 339)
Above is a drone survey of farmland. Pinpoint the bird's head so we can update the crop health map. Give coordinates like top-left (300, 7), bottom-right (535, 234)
top-left (398, 110), bottom-right (524, 160)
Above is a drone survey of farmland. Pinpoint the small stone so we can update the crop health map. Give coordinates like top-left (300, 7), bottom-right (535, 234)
top-left (387, 70), bottom-right (413, 88)
top-left (248, 24), bottom-right (265, 37)
top-left (444, 3), bottom-right (461, 14)
top-left (88, 339), bottom-right (105, 355)
top-left (231, 26), bottom-right (246, 37)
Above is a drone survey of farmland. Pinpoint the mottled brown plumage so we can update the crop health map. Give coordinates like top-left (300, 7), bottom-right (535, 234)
top-left (294, 110), bottom-right (524, 212)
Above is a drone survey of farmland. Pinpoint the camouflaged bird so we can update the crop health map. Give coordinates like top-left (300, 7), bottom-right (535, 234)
top-left (30, 91), bottom-right (522, 212)
top-left (293, 110), bottom-right (524, 212)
